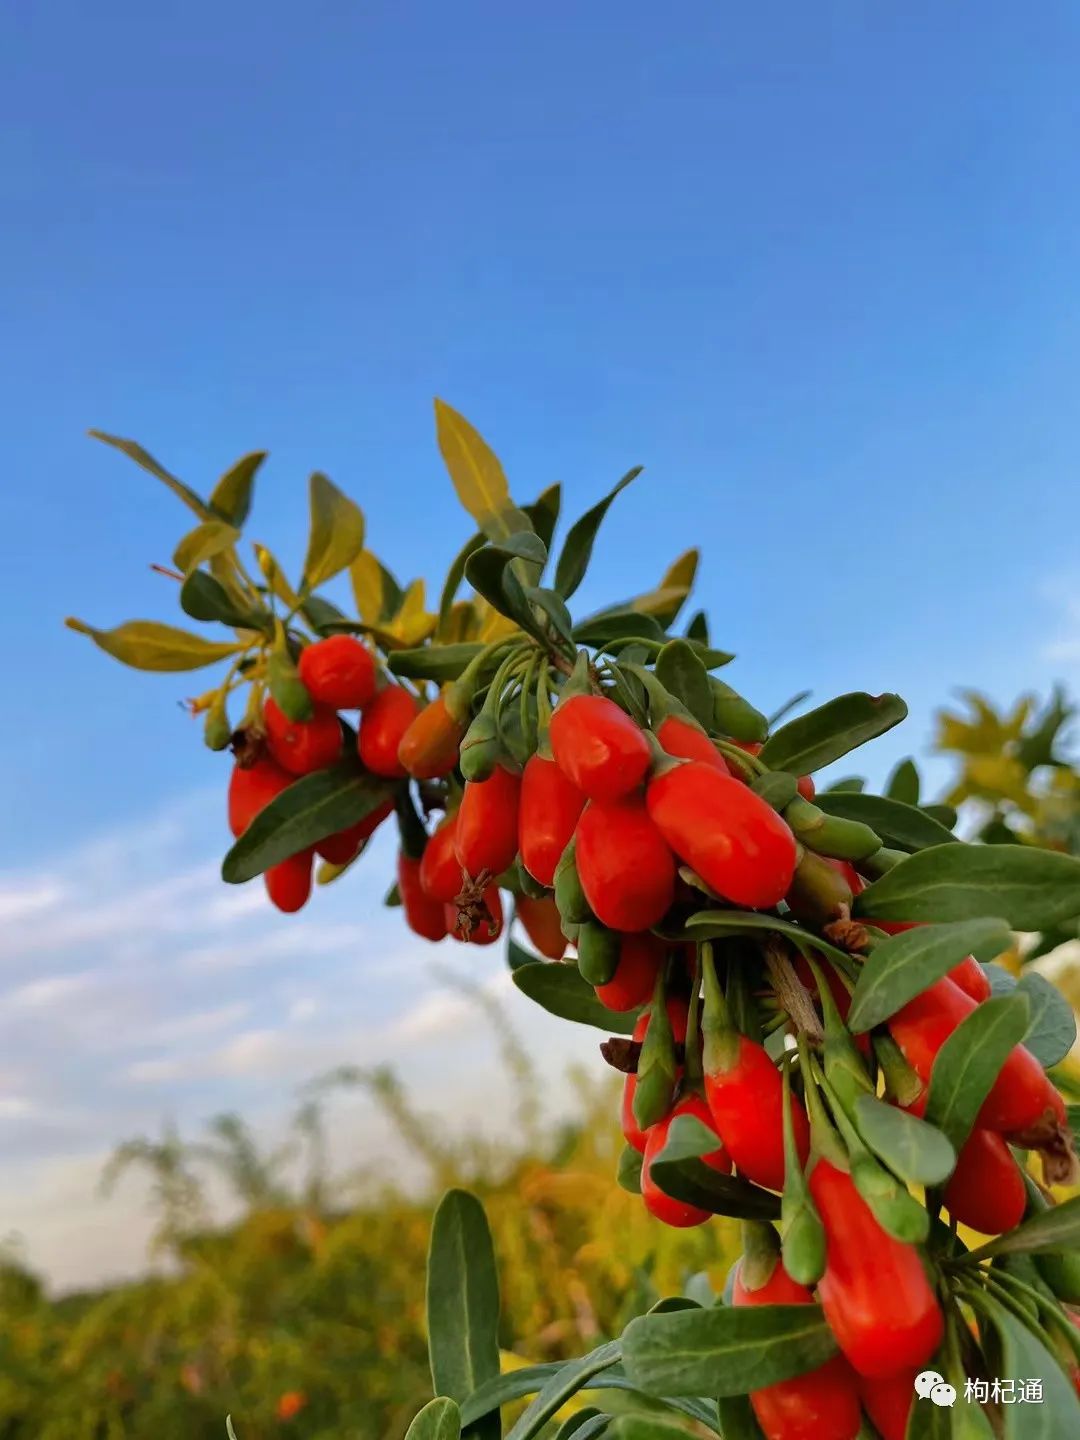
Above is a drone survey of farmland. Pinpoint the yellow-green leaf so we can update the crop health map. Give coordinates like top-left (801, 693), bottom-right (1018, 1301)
top-left (173, 521), bottom-right (240, 575)
top-left (661, 549), bottom-right (699, 591)
top-left (210, 451), bottom-right (265, 526)
top-left (254, 544), bottom-right (301, 611)
top-left (88, 430), bottom-right (211, 519)
top-left (434, 399), bottom-right (533, 544)
top-left (301, 472), bottom-right (365, 592)
top-left (66, 618), bottom-right (243, 671)
top-left (350, 550), bottom-right (385, 625)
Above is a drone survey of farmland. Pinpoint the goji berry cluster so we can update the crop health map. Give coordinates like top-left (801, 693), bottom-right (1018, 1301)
top-left (73, 407), bottom-right (1080, 1436)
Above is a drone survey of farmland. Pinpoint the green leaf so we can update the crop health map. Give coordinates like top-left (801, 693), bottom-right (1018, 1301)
top-left (66, 618), bottom-right (243, 672)
top-left (459, 1367), bottom-right (715, 1433)
top-left (606, 1418), bottom-right (692, 1440)
top-left (982, 1302), bottom-right (1080, 1438)
top-left (573, 610), bottom-right (666, 647)
top-left (435, 399), bottom-right (535, 547)
top-left (847, 918), bottom-right (1013, 1033)
top-left (925, 993), bottom-right (1032, 1152)
top-left (649, 1115), bottom-right (780, 1220)
top-left (814, 791), bottom-right (958, 852)
top-left (405, 1399), bottom-right (463, 1440)
top-left (555, 468), bottom-right (641, 600)
top-left (512, 962), bottom-right (637, 1034)
top-left (173, 520), bottom-right (240, 574)
top-left (390, 644), bottom-right (486, 682)
top-left (759, 692), bottom-right (908, 775)
top-left (852, 1095), bottom-right (956, 1186)
top-left (491, 530), bottom-right (548, 566)
top-left (1016, 972), bottom-right (1077, 1068)
top-left (465, 547), bottom-right (537, 634)
top-left (523, 483), bottom-right (562, 554)
top-left (618, 1146), bottom-right (644, 1195)
top-left (714, 1395), bottom-right (765, 1440)
top-left (301, 472), bottom-right (366, 591)
top-left (921, 803), bottom-right (958, 830)
top-left (654, 641), bottom-right (713, 730)
top-left (89, 429), bottom-right (212, 518)
top-left (854, 844), bottom-right (1080, 931)
top-left (526, 587), bottom-right (576, 648)
top-left (180, 570), bottom-right (264, 630)
top-left (621, 1303), bottom-right (837, 1398)
top-left (822, 777), bottom-right (865, 793)
top-left (681, 910), bottom-right (852, 971)
top-left (961, 1193), bottom-right (1080, 1264)
top-left (222, 762), bottom-right (394, 882)
top-left (210, 451), bottom-right (265, 526)
top-left (885, 758), bottom-right (920, 805)
top-left (427, 1190), bottom-right (500, 1439)
top-left (505, 1342), bottom-right (622, 1440)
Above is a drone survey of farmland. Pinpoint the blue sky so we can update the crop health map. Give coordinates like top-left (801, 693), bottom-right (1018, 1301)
top-left (3, 2), bottom-right (1080, 1285)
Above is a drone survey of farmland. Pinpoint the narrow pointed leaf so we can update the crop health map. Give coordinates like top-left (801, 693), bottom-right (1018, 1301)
top-left (854, 844), bottom-right (1080, 931)
top-left (815, 791), bottom-right (957, 852)
top-left (885, 758), bottom-right (920, 805)
top-left (573, 610), bottom-right (666, 647)
top-left (222, 762), bottom-right (394, 882)
top-left (438, 531), bottom-right (487, 634)
top-left (982, 1304), bottom-right (1080, 1438)
top-left (759, 693), bottom-right (907, 774)
top-left (654, 640), bottom-right (713, 730)
top-left (960, 1194), bottom-right (1080, 1264)
top-left (505, 1342), bottom-right (622, 1440)
top-left (180, 571), bottom-right (265, 630)
top-left (66, 618), bottom-right (243, 672)
top-left (847, 918), bottom-right (1012, 1033)
top-left (512, 962), bottom-right (637, 1034)
top-left (210, 451), bottom-right (265, 526)
top-left (621, 1304), bottom-right (837, 1397)
top-left (173, 520), bottom-right (240, 574)
top-left (460, 1367), bottom-right (716, 1432)
top-left (389, 643), bottom-right (486, 682)
top-left (924, 993), bottom-right (1031, 1152)
top-left (523, 483), bottom-right (562, 553)
top-left (89, 429), bottom-right (212, 518)
top-left (435, 399), bottom-right (535, 545)
top-left (555, 468), bottom-right (640, 599)
top-left (302, 472), bottom-right (365, 591)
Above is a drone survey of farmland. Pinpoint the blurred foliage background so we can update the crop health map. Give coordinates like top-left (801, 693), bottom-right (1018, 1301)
top-left (0, 687), bottom-right (1077, 1440)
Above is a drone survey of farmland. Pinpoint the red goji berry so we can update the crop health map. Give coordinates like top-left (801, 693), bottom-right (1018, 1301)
top-left (519, 755), bottom-right (586, 886)
top-left (857, 1370), bottom-right (917, 1440)
top-left (641, 1096), bottom-right (729, 1228)
top-left (398, 694), bottom-right (466, 780)
top-left (575, 795), bottom-right (676, 932)
top-left (419, 813), bottom-right (462, 902)
top-left (621, 1000), bottom-right (688, 1153)
top-left (398, 852), bottom-right (448, 942)
top-left (455, 765), bottom-right (521, 879)
top-left (796, 774), bottom-right (816, 801)
top-left (703, 1034), bottom-right (809, 1192)
top-left (549, 693), bottom-right (650, 801)
top-left (264, 850), bottom-right (314, 913)
top-left (297, 634), bottom-right (375, 710)
top-left (809, 1156), bottom-right (943, 1378)
top-left (264, 697), bottom-right (343, 776)
top-left (655, 715), bottom-right (729, 772)
top-left (358, 686), bottom-right (420, 778)
top-left (646, 761), bottom-right (797, 909)
top-left (888, 975), bottom-right (1053, 1133)
top-left (943, 1126), bottom-right (1026, 1234)
top-left (516, 895), bottom-right (567, 959)
top-left (733, 1244), bottom-right (862, 1440)
top-left (228, 756), bottom-right (291, 838)
top-left (315, 798), bottom-right (394, 864)
top-left (595, 933), bottom-right (666, 1011)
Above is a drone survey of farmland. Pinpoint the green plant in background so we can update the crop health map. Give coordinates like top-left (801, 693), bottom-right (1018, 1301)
top-left (65, 402), bottom-right (1080, 1436)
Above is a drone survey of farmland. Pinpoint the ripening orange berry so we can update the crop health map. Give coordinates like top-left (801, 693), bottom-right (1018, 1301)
top-left (298, 634), bottom-right (376, 709)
